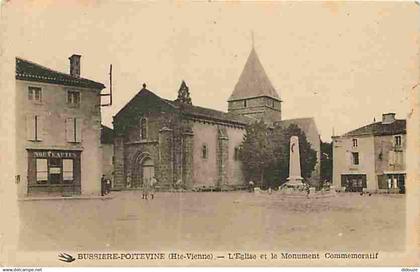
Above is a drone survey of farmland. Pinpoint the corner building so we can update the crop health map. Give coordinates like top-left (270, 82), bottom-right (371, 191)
top-left (15, 55), bottom-right (105, 197)
top-left (332, 113), bottom-right (406, 193)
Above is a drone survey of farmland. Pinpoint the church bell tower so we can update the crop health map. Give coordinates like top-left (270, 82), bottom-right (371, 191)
top-left (227, 43), bottom-right (282, 125)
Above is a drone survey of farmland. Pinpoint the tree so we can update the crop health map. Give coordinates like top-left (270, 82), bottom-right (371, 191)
top-left (269, 124), bottom-right (317, 188)
top-left (320, 141), bottom-right (333, 187)
top-left (239, 122), bottom-right (317, 189)
top-left (239, 120), bottom-right (275, 187)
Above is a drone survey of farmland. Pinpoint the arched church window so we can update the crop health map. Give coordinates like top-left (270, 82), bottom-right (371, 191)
top-left (234, 147), bottom-right (240, 161)
top-left (140, 118), bottom-right (148, 140)
top-left (202, 144), bottom-right (208, 159)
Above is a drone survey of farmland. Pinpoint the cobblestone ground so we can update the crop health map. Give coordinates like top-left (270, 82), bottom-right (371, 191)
top-left (18, 191), bottom-right (405, 251)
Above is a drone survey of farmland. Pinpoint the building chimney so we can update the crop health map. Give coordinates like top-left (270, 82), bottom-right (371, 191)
top-left (382, 113), bottom-right (396, 124)
top-left (69, 54), bottom-right (81, 78)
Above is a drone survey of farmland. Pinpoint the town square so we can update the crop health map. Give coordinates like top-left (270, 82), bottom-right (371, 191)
top-left (18, 191), bottom-right (405, 252)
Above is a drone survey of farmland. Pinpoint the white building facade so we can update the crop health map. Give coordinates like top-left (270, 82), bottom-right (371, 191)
top-left (332, 113), bottom-right (406, 193)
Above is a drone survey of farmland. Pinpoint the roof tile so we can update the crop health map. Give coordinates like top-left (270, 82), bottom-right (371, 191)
top-left (228, 48), bottom-right (280, 101)
top-left (343, 120), bottom-right (406, 137)
top-left (16, 57), bottom-right (105, 90)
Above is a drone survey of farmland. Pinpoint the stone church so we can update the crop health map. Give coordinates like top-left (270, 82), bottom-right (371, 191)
top-left (113, 47), bottom-right (321, 190)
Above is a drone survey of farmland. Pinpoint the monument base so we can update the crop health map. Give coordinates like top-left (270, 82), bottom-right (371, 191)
top-left (279, 176), bottom-right (306, 192)
top-left (284, 176), bottom-right (305, 187)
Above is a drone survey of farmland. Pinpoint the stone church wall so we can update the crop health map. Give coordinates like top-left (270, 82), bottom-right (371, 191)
top-left (114, 111), bottom-right (178, 188)
top-left (226, 126), bottom-right (246, 186)
top-left (191, 121), bottom-right (219, 187)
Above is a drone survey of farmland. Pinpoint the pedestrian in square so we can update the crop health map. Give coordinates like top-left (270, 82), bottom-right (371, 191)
top-left (305, 184), bottom-right (310, 198)
top-left (106, 177), bottom-right (111, 195)
top-left (142, 178), bottom-right (150, 200)
top-left (150, 176), bottom-right (157, 200)
top-left (101, 175), bottom-right (106, 196)
top-left (248, 180), bottom-right (255, 192)
top-left (175, 178), bottom-right (182, 191)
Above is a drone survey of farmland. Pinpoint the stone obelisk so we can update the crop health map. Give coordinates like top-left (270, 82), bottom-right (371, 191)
top-left (286, 136), bottom-right (304, 186)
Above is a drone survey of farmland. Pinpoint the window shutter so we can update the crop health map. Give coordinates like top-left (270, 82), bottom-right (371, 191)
top-left (75, 118), bottom-right (82, 143)
top-left (26, 114), bottom-right (35, 141)
top-left (36, 115), bottom-right (44, 141)
top-left (346, 151), bottom-right (351, 166)
top-left (388, 151), bottom-right (395, 166)
top-left (402, 152), bottom-right (406, 166)
top-left (396, 151), bottom-right (404, 165)
top-left (65, 118), bottom-right (74, 142)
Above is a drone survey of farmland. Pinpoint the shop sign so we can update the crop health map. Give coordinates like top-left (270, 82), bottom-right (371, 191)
top-left (32, 150), bottom-right (78, 158)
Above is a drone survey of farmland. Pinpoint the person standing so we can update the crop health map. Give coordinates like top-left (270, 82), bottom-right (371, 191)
top-left (126, 175), bottom-right (132, 189)
top-left (106, 177), bottom-right (111, 195)
top-left (248, 180), bottom-right (255, 192)
top-left (305, 184), bottom-right (310, 198)
top-left (175, 178), bottom-right (182, 191)
top-left (142, 178), bottom-right (150, 200)
top-left (101, 175), bottom-right (106, 196)
top-left (150, 176), bottom-right (157, 200)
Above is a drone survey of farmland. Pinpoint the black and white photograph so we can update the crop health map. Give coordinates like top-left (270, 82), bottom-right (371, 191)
top-left (0, 0), bottom-right (419, 268)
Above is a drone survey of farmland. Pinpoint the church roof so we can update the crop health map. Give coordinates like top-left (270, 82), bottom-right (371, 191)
top-left (164, 99), bottom-right (252, 126)
top-left (101, 125), bottom-right (114, 144)
top-left (228, 48), bottom-right (280, 102)
top-left (114, 86), bottom-right (252, 129)
top-left (16, 57), bottom-right (105, 90)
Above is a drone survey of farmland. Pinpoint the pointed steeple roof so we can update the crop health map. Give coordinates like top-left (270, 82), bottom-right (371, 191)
top-left (228, 48), bottom-right (280, 102)
top-left (175, 80), bottom-right (192, 105)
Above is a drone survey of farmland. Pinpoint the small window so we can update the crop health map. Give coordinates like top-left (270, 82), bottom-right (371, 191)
top-left (352, 139), bottom-right (358, 147)
top-left (234, 147), bottom-right (240, 161)
top-left (352, 152), bottom-right (359, 165)
top-left (140, 118), bottom-right (148, 140)
top-left (243, 100), bottom-right (247, 108)
top-left (67, 90), bottom-right (80, 107)
top-left (202, 144), bottom-right (208, 159)
top-left (266, 98), bottom-right (274, 108)
top-left (394, 136), bottom-right (402, 147)
top-left (28, 86), bottom-right (42, 103)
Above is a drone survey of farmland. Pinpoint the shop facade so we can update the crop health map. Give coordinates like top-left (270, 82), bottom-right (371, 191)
top-left (16, 56), bottom-right (105, 197)
top-left (26, 149), bottom-right (82, 195)
top-left (333, 113), bottom-right (406, 194)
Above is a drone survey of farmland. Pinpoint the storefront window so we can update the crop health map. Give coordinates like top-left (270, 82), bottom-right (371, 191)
top-left (63, 159), bottom-right (74, 181)
top-left (36, 159), bottom-right (48, 183)
top-left (28, 150), bottom-right (81, 195)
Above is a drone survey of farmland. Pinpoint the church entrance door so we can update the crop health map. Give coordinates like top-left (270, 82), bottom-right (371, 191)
top-left (141, 158), bottom-right (154, 187)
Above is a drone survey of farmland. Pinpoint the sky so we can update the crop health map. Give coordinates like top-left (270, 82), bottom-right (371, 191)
top-left (2, 0), bottom-right (419, 142)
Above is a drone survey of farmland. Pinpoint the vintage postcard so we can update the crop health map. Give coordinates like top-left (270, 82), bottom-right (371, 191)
top-left (0, 0), bottom-right (419, 268)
